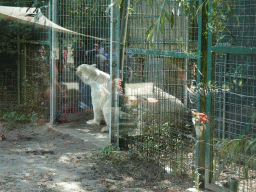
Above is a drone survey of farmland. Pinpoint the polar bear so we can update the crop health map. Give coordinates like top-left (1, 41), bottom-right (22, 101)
top-left (76, 64), bottom-right (111, 133)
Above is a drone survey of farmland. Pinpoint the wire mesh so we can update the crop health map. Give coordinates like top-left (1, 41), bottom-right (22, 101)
top-left (127, 0), bottom-right (198, 52)
top-left (0, 48), bottom-right (18, 107)
top-left (20, 43), bottom-right (50, 117)
top-left (207, 1), bottom-right (256, 190)
top-left (0, 0), bottom-right (111, 124)
top-left (210, 53), bottom-right (256, 192)
top-left (0, 0), bottom-right (51, 119)
top-left (53, 0), bottom-right (111, 123)
top-left (214, 53), bottom-right (256, 139)
top-left (117, 0), bottom-right (200, 177)
top-left (214, 0), bottom-right (256, 47)
top-left (121, 54), bottom-right (198, 175)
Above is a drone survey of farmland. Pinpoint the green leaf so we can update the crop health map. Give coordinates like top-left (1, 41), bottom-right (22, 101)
top-left (214, 138), bottom-right (223, 141)
top-left (147, 0), bottom-right (153, 8)
top-left (118, 0), bottom-right (123, 8)
top-left (245, 137), bottom-right (256, 152)
top-left (245, 165), bottom-right (249, 180)
top-left (235, 139), bottom-right (243, 154)
top-left (239, 80), bottom-right (243, 87)
top-left (228, 0), bottom-right (235, 8)
top-left (160, 23), bottom-right (165, 34)
top-left (105, 2), bottom-right (114, 14)
top-left (244, 139), bottom-right (250, 154)
top-left (164, 9), bottom-right (174, 28)
top-left (225, 28), bottom-right (237, 44)
top-left (229, 141), bottom-right (238, 158)
top-left (146, 23), bottom-right (157, 41)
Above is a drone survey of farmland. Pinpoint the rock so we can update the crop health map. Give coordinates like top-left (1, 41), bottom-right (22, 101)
top-left (105, 178), bottom-right (118, 184)
top-left (185, 188), bottom-right (198, 192)
top-left (0, 134), bottom-right (6, 141)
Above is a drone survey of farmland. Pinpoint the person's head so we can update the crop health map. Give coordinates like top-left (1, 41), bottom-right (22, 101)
top-left (78, 41), bottom-right (84, 48)
top-left (94, 44), bottom-right (99, 51)
top-left (104, 47), bottom-right (109, 54)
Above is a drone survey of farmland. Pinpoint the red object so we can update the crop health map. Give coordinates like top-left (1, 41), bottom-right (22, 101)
top-left (63, 50), bottom-right (68, 61)
top-left (194, 112), bottom-right (209, 124)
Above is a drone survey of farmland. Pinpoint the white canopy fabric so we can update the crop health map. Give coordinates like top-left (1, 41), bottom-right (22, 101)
top-left (0, 6), bottom-right (106, 41)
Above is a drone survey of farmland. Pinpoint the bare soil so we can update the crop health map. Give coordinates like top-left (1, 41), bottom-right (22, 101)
top-left (0, 122), bottom-right (209, 192)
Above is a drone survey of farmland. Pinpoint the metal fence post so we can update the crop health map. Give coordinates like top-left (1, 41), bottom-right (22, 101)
top-left (195, 119), bottom-right (206, 188)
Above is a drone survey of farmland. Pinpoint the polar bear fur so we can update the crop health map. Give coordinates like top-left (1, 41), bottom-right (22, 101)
top-left (76, 64), bottom-right (111, 133)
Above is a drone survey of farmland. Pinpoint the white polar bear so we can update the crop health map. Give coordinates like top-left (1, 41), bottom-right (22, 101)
top-left (76, 64), bottom-right (111, 133)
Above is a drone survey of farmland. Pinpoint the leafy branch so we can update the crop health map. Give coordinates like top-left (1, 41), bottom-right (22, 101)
top-left (26, 0), bottom-right (50, 14)
top-left (214, 113), bottom-right (256, 180)
top-left (145, 0), bottom-right (174, 47)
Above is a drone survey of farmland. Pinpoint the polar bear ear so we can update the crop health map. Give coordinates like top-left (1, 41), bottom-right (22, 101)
top-left (76, 65), bottom-right (82, 76)
top-left (92, 64), bottom-right (97, 68)
top-left (76, 64), bottom-right (87, 76)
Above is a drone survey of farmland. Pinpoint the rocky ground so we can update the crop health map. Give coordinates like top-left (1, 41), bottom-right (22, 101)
top-left (0, 122), bottom-right (209, 192)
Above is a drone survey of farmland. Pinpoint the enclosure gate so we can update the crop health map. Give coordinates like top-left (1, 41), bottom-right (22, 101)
top-left (113, 0), bottom-right (204, 177)
top-left (50, 0), bottom-right (112, 124)
top-left (114, 0), bottom-right (256, 191)
top-left (205, 0), bottom-right (256, 191)
top-left (0, 0), bottom-right (112, 125)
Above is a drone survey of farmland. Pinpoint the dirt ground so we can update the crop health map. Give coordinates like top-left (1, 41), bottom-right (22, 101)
top-left (0, 121), bottom-right (209, 192)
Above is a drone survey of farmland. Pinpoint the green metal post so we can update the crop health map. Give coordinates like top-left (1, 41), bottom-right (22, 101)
top-left (20, 43), bottom-right (26, 104)
top-left (17, 0), bottom-right (20, 105)
top-left (110, 0), bottom-right (121, 147)
top-left (204, 0), bottom-right (228, 191)
top-left (17, 36), bottom-right (21, 105)
top-left (195, 0), bottom-right (206, 188)
top-left (205, 0), bottom-right (213, 186)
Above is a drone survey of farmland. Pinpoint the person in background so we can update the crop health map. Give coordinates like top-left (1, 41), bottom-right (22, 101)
top-left (102, 47), bottom-right (110, 73)
top-left (62, 46), bottom-right (68, 68)
top-left (99, 43), bottom-right (104, 54)
top-left (73, 41), bottom-right (86, 69)
top-left (86, 43), bottom-right (100, 65)
top-left (103, 47), bottom-right (110, 60)
top-left (73, 41), bottom-right (91, 110)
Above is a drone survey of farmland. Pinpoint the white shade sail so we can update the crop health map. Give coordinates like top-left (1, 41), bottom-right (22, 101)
top-left (0, 6), bottom-right (106, 41)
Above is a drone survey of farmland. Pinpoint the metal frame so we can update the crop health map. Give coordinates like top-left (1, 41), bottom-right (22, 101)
top-left (115, 0), bottom-right (204, 177)
top-left (205, 0), bottom-right (256, 191)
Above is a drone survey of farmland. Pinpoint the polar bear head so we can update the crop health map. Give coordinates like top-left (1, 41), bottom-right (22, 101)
top-left (76, 64), bottom-right (99, 84)
top-left (76, 64), bottom-right (110, 85)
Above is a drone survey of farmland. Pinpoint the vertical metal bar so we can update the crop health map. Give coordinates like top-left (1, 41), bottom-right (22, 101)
top-left (50, 0), bottom-right (57, 124)
top-left (17, 36), bottom-right (21, 105)
top-left (115, 2), bottom-right (121, 148)
top-left (184, 12), bottom-right (189, 107)
top-left (17, 0), bottom-right (20, 105)
top-left (195, 0), bottom-right (203, 178)
top-left (196, 0), bottom-right (202, 112)
top-left (120, 0), bottom-right (130, 81)
top-left (205, 0), bottom-right (216, 190)
top-left (109, 0), bottom-right (114, 141)
top-left (110, 0), bottom-right (121, 147)
top-left (20, 43), bottom-right (26, 104)
top-left (222, 54), bottom-right (227, 139)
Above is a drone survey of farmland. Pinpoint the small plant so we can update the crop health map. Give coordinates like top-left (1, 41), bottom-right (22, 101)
top-left (6, 120), bottom-right (18, 130)
top-left (194, 169), bottom-right (202, 190)
top-left (101, 145), bottom-right (120, 157)
top-left (0, 106), bottom-right (42, 129)
top-left (215, 133), bottom-right (256, 180)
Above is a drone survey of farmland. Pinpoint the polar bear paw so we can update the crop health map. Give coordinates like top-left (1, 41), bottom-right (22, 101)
top-left (87, 119), bottom-right (100, 125)
top-left (101, 126), bottom-right (109, 133)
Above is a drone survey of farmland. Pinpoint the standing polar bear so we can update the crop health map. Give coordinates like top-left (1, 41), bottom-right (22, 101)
top-left (76, 64), bottom-right (111, 133)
